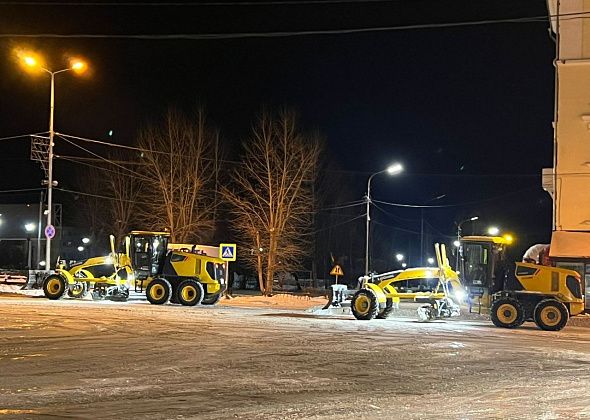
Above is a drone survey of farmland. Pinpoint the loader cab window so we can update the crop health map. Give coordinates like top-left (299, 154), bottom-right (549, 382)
top-left (206, 262), bottom-right (226, 284)
top-left (462, 243), bottom-right (490, 287)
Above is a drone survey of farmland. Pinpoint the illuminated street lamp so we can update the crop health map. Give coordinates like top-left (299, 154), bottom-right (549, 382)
top-left (24, 223), bottom-right (36, 232)
top-left (77, 246), bottom-right (85, 252)
top-left (401, 262), bottom-right (407, 268)
top-left (17, 50), bottom-right (88, 269)
top-left (427, 257), bottom-right (435, 265)
top-left (488, 226), bottom-right (500, 236)
top-left (365, 163), bottom-right (403, 275)
top-left (82, 237), bottom-right (90, 244)
top-left (395, 253), bottom-right (404, 262)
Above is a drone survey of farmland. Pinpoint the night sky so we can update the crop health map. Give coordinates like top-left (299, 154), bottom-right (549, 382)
top-left (0, 0), bottom-right (556, 265)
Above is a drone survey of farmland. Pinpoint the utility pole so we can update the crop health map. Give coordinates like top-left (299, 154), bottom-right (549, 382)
top-left (36, 191), bottom-right (44, 269)
top-left (45, 72), bottom-right (55, 269)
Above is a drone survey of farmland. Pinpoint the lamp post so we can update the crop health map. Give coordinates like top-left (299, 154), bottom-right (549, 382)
top-left (456, 216), bottom-right (479, 269)
top-left (24, 223), bottom-right (36, 269)
top-left (365, 163), bottom-right (403, 276)
top-left (19, 52), bottom-right (87, 269)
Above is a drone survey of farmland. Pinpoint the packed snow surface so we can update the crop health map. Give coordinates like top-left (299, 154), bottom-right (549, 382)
top-left (1, 293), bottom-right (590, 419)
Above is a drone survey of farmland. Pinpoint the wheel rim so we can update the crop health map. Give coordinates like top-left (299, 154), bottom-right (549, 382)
top-left (150, 284), bottom-right (165, 300)
top-left (540, 306), bottom-right (561, 327)
top-left (354, 295), bottom-right (371, 314)
top-left (181, 285), bottom-right (197, 302)
top-left (497, 303), bottom-right (517, 324)
top-left (47, 278), bottom-right (62, 295)
top-left (71, 283), bottom-right (83, 296)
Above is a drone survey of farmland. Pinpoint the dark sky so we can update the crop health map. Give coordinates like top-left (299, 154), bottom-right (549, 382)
top-left (0, 0), bottom-right (556, 261)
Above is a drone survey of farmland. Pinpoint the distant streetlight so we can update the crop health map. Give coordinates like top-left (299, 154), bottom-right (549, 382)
top-left (365, 163), bottom-right (404, 275)
top-left (455, 216), bottom-right (479, 269)
top-left (82, 237), bottom-right (90, 244)
top-left (24, 223), bottom-right (36, 232)
top-left (401, 262), bottom-right (407, 268)
top-left (427, 257), bottom-right (435, 265)
top-left (77, 246), bottom-right (85, 252)
top-left (488, 226), bottom-right (500, 236)
top-left (453, 240), bottom-right (461, 247)
top-left (17, 49), bottom-right (88, 270)
top-left (395, 253), bottom-right (404, 262)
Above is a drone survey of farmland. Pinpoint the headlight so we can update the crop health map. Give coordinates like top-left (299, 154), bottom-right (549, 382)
top-left (454, 290), bottom-right (466, 302)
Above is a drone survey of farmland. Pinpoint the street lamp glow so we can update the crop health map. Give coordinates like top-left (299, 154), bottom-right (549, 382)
top-left (401, 262), bottom-right (407, 268)
top-left (39, 260), bottom-right (46, 267)
top-left (386, 163), bottom-right (403, 175)
top-left (24, 56), bottom-right (37, 67)
top-left (395, 253), bottom-right (404, 262)
top-left (77, 246), bottom-right (85, 252)
top-left (82, 237), bottom-right (90, 244)
top-left (470, 216), bottom-right (479, 222)
top-left (24, 223), bottom-right (35, 232)
top-left (488, 226), bottom-right (500, 236)
top-left (70, 59), bottom-right (87, 74)
top-left (427, 257), bottom-right (435, 265)
top-left (453, 240), bottom-right (461, 247)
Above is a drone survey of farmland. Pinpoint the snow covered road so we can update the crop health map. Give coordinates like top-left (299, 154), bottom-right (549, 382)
top-left (1, 298), bottom-right (590, 419)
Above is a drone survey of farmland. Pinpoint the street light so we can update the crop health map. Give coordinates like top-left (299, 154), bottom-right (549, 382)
top-left (17, 50), bottom-right (88, 270)
top-left (24, 223), bottom-right (36, 232)
top-left (77, 246), bottom-right (85, 252)
top-left (488, 226), bottom-right (500, 236)
top-left (427, 257), bottom-right (435, 265)
top-left (365, 163), bottom-right (404, 275)
top-left (455, 216), bottom-right (479, 269)
top-left (24, 223), bottom-right (36, 269)
top-left (82, 237), bottom-right (90, 244)
top-left (395, 253), bottom-right (404, 262)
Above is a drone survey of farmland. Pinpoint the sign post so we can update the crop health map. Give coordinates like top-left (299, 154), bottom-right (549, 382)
top-left (329, 264), bottom-right (344, 284)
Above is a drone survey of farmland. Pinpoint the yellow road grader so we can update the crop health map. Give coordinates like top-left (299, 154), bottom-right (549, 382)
top-left (42, 231), bottom-right (227, 306)
top-left (326, 244), bottom-right (465, 321)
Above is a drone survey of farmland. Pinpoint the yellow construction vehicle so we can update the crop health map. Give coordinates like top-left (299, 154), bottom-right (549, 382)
top-left (42, 231), bottom-right (227, 306)
top-left (457, 235), bottom-right (585, 331)
top-left (489, 262), bottom-right (584, 331)
top-left (349, 243), bottom-right (464, 320)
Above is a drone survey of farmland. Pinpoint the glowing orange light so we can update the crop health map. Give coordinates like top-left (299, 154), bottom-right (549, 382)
top-left (70, 59), bottom-right (87, 73)
top-left (23, 56), bottom-right (37, 67)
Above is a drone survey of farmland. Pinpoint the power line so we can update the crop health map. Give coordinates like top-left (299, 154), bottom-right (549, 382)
top-left (0, 187), bottom-right (44, 194)
top-left (0, 0), bottom-right (395, 5)
top-left (56, 187), bottom-right (153, 206)
top-left (0, 13), bottom-right (579, 40)
top-left (373, 187), bottom-right (538, 208)
top-left (0, 132), bottom-right (48, 142)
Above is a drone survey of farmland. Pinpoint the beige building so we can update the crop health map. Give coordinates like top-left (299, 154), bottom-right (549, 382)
top-left (545, 0), bottom-right (590, 303)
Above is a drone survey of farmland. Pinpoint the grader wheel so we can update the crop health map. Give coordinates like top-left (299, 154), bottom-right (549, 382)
top-left (534, 299), bottom-right (569, 331)
top-left (146, 278), bottom-right (172, 305)
top-left (490, 297), bottom-right (525, 329)
top-left (67, 282), bottom-right (88, 299)
top-left (177, 279), bottom-right (204, 306)
top-left (43, 275), bottom-right (68, 300)
top-left (351, 289), bottom-right (379, 320)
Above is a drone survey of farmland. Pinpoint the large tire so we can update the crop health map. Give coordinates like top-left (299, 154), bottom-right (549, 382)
top-left (351, 289), bottom-right (379, 320)
top-left (201, 292), bottom-right (222, 306)
top-left (376, 298), bottom-right (394, 319)
top-left (177, 279), bottom-right (204, 306)
top-left (534, 299), bottom-right (569, 331)
top-left (67, 281), bottom-right (88, 299)
top-left (146, 278), bottom-right (172, 305)
top-left (43, 275), bottom-right (67, 300)
top-left (490, 297), bottom-right (526, 328)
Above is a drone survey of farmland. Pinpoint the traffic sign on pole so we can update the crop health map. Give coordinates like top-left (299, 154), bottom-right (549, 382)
top-left (44, 224), bottom-right (55, 240)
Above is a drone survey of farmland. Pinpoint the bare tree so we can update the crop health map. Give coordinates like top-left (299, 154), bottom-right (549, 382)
top-left (104, 151), bottom-right (143, 242)
top-left (137, 108), bottom-right (220, 243)
top-left (224, 110), bottom-right (321, 296)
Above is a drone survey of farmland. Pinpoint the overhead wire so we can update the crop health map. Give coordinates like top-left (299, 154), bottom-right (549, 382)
top-left (55, 187), bottom-right (154, 206)
top-left (2, 12), bottom-right (588, 40)
top-left (0, 0), bottom-right (397, 5)
top-left (0, 132), bottom-right (48, 141)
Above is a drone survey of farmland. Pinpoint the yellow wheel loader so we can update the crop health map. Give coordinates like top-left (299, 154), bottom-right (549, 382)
top-left (42, 231), bottom-right (227, 306)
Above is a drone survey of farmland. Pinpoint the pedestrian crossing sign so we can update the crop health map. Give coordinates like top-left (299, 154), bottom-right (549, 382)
top-left (220, 243), bottom-right (237, 261)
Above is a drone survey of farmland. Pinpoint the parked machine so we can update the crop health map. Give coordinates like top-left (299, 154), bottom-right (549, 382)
top-left (42, 231), bottom-right (227, 306)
